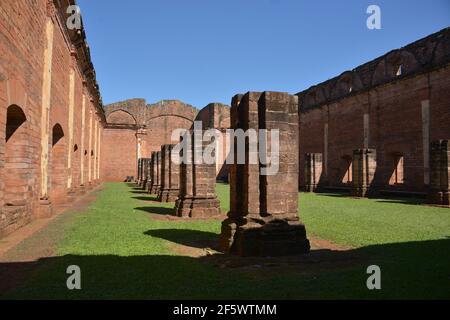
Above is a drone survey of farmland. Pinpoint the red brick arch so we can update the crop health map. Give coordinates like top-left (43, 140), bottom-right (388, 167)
top-left (106, 109), bottom-right (137, 125)
top-left (4, 105), bottom-right (29, 206)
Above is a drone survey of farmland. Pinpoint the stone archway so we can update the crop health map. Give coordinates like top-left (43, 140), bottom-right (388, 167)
top-left (4, 105), bottom-right (29, 206)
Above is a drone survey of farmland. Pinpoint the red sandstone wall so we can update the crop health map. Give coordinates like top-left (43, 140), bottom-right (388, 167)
top-left (145, 115), bottom-right (194, 155)
top-left (0, 0), bottom-right (105, 238)
top-left (0, 0), bottom-right (47, 235)
top-left (101, 128), bottom-right (137, 181)
top-left (299, 67), bottom-right (450, 193)
top-left (101, 99), bottom-right (197, 181)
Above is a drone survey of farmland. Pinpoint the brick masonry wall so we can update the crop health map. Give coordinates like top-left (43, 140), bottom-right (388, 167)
top-left (102, 99), bottom-right (197, 182)
top-left (101, 128), bottom-right (137, 182)
top-left (298, 28), bottom-right (450, 193)
top-left (0, 0), bottom-right (105, 238)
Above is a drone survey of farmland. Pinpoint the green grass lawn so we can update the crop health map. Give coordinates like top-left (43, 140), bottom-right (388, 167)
top-left (1, 182), bottom-right (449, 299)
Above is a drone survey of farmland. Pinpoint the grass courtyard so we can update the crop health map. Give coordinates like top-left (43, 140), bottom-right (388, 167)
top-left (0, 182), bottom-right (449, 299)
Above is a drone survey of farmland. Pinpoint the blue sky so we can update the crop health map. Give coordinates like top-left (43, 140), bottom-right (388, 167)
top-left (77, 0), bottom-right (450, 108)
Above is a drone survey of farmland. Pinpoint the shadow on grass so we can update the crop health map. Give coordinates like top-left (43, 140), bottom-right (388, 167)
top-left (129, 190), bottom-right (145, 194)
top-left (125, 182), bottom-right (137, 188)
top-left (313, 192), bottom-right (349, 198)
top-left (144, 229), bottom-right (217, 249)
top-left (1, 238), bottom-right (449, 299)
top-left (135, 206), bottom-right (175, 215)
top-left (133, 196), bottom-right (158, 202)
top-left (313, 192), bottom-right (426, 206)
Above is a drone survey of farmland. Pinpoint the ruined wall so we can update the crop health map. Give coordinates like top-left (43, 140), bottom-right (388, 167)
top-left (101, 128), bottom-right (136, 181)
top-left (194, 103), bottom-right (231, 180)
top-left (298, 28), bottom-right (450, 194)
top-left (0, 0), bottom-right (105, 238)
top-left (102, 99), bottom-right (197, 182)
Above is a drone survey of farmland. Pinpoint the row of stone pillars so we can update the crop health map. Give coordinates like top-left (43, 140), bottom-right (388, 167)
top-left (138, 140), bottom-right (221, 218)
top-left (136, 91), bottom-right (311, 256)
top-left (303, 141), bottom-right (449, 206)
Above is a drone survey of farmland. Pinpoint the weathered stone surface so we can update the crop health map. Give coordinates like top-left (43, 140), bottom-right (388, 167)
top-left (303, 153), bottom-right (323, 192)
top-left (175, 132), bottom-right (221, 218)
top-left (194, 103), bottom-right (231, 180)
top-left (102, 99), bottom-right (197, 182)
top-left (0, 0), bottom-right (104, 238)
top-left (298, 28), bottom-right (450, 195)
top-left (137, 158), bottom-right (142, 183)
top-left (157, 145), bottom-right (180, 202)
top-left (140, 158), bottom-right (151, 190)
top-left (428, 140), bottom-right (450, 206)
top-left (150, 151), bottom-right (162, 195)
top-left (352, 149), bottom-right (377, 197)
top-left (219, 91), bottom-right (310, 257)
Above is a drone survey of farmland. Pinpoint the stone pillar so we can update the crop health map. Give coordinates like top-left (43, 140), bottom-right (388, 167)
top-left (175, 131), bottom-right (221, 218)
top-left (219, 91), bottom-right (310, 257)
top-left (304, 153), bottom-right (323, 192)
top-left (145, 157), bottom-right (152, 192)
top-left (148, 152), bottom-right (156, 193)
top-left (141, 158), bottom-right (149, 190)
top-left (137, 158), bottom-right (142, 184)
top-left (352, 148), bottom-right (377, 197)
top-left (157, 145), bottom-right (180, 202)
top-left (37, 17), bottom-right (55, 218)
top-left (145, 158), bottom-right (151, 190)
top-left (150, 151), bottom-right (162, 195)
top-left (428, 140), bottom-right (449, 206)
top-left (79, 91), bottom-right (86, 193)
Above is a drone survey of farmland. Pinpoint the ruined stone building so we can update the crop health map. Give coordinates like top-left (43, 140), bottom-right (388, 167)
top-left (102, 99), bottom-right (231, 182)
top-left (297, 28), bottom-right (450, 199)
top-left (101, 99), bottom-right (197, 182)
top-left (0, 0), bottom-right (449, 241)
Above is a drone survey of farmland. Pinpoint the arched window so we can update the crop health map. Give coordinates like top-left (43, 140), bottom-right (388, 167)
top-left (52, 124), bottom-right (64, 146)
top-left (4, 105), bottom-right (28, 206)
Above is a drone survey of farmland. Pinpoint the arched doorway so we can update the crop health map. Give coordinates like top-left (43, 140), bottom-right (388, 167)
top-left (50, 123), bottom-right (67, 203)
top-left (4, 105), bottom-right (29, 206)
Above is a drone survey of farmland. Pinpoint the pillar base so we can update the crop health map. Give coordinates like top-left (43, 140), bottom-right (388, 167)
top-left (67, 189), bottom-right (77, 202)
top-left (36, 199), bottom-right (53, 219)
top-left (175, 196), bottom-right (221, 218)
top-left (157, 188), bottom-right (179, 202)
top-left (219, 217), bottom-right (310, 257)
top-left (1, 205), bottom-right (31, 237)
top-left (428, 191), bottom-right (450, 206)
top-left (303, 184), bottom-right (320, 192)
top-left (352, 187), bottom-right (378, 198)
top-left (149, 185), bottom-right (160, 195)
top-left (78, 185), bottom-right (87, 196)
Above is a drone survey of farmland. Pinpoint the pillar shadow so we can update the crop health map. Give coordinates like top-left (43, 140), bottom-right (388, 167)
top-left (129, 190), bottom-right (148, 194)
top-left (144, 229), bottom-right (218, 249)
top-left (133, 195), bottom-right (158, 202)
top-left (134, 206), bottom-right (175, 216)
